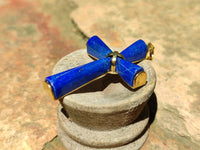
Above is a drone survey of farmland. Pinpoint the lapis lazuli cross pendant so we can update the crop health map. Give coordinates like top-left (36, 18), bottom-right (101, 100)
top-left (44, 35), bottom-right (154, 100)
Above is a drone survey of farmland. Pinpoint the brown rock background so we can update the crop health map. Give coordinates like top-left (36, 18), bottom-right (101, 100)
top-left (0, 0), bottom-right (199, 150)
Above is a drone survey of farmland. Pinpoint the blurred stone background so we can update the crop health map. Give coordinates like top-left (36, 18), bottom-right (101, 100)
top-left (0, 0), bottom-right (199, 149)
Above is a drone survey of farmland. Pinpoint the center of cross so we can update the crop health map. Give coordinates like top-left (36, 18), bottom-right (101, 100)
top-left (106, 51), bottom-right (125, 74)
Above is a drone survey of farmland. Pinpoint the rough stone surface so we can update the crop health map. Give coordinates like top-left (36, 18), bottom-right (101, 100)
top-left (58, 104), bottom-right (150, 149)
top-left (0, 0), bottom-right (199, 149)
top-left (0, 0), bottom-right (85, 150)
top-left (58, 122), bottom-right (149, 150)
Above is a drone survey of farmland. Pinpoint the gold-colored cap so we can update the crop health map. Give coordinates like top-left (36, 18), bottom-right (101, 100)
top-left (146, 43), bottom-right (154, 60)
top-left (43, 81), bottom-right (56, 100)
top-left (132, 71), bottom-right (147, 89)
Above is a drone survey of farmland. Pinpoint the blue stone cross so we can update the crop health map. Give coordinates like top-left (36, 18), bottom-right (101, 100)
top-left (44, 35), bottom-right (154, 100)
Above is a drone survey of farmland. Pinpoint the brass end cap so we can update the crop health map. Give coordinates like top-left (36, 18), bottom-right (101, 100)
top-left (146, 43), bottom-right (154, 60)
top-left (43, 81), bottom-right (56, 100)
top-left (132, 71), bottom-right (147, 89)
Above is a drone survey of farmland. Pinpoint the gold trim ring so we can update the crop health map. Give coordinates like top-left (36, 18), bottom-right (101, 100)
top-left (106, 51), bottom-right (125, 74)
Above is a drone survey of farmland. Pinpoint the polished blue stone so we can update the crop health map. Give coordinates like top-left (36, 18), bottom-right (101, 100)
top-left (87, 36), bottom-right (147, 62)
top-left (45, 57), bottom-right (111, 99)
top-left (87, 35), bottom-right (112, 59)
top-left (120, 39), bottom-right (147, 62)
top-left (116, 57), bottom-right (144, 87)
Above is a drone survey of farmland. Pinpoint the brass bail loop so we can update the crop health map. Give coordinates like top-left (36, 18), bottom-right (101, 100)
top-left (106, 51), bottom-right (125, 73)
top-left (146, 43), bottom-right (154, 60)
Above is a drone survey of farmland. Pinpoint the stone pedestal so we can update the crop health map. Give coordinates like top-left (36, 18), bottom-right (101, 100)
top-left (54, 49), bottom-right (156, 150)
